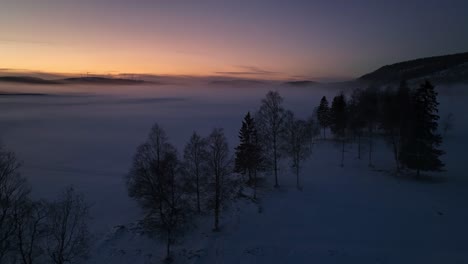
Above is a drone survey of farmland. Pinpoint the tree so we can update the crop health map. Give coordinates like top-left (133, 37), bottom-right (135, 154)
top-left (316, 96), bottom-right (331, 139)
top-left (330, 93), bottom-right (348, 167)
top-left (207, 128), bottom-right (233, 231)
top-left (360, 87), bottom-right (379, 167)
top-left (380, 81), bottom-right (412, 172)
top-left (348, 89), bottom-right (366, 159)
top-left (282, 112), bottom-right (313, 189)
top-left (45, 187), bottom-right (90, 264)
top-left (256, 91), bottom-right (287, 187)
top-left (234, 112), bottom-right (264, 199)
top-left (183, 132), bottom-right (208, 213)
top-left (127, 124), bottom-right (190, 261)
top-left (399, 80), bottom-right (444, 177)
top-left (0, 146), bottom-right (29, 263)
top-left (13, 200), bottom-right (47, 264)
top-left (143, 147), bottom-right (190, 261)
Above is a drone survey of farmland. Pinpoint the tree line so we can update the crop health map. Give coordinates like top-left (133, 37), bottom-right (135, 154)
top-left (126, 80), bottom-right (446, 261)
top-left (316, 80), bottom-right (445, 175)
top-left (126, 90), bottom-right (320, 261)
top-left (0, 147), bottom-right (91, 264)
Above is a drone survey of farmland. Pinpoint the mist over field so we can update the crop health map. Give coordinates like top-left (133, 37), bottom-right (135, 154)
top-left (0, 82), bottom-right (336, 231)
top-left (1, 81), bottom-right (466, 237)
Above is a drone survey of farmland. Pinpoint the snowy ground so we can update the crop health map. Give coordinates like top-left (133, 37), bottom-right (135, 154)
top-left (1, 82), bottom-right (467, 263)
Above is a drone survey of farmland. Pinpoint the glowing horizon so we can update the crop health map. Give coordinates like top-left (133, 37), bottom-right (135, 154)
top-left (1, 1), bottom-right (468, 80)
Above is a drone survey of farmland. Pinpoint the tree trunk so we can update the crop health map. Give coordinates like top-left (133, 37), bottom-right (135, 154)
top-left (358, 133), bottom-right (361, 160)
top-left (196, 170), bottom-right (201, 213)
top-left (273, 137), bottom-right (279, 188)
top-left (368, 131), bottom-right (373, 167)
top-left (296, 164), bottom-right (300, 189)
top-left (253, 170), bottom-right (257, 200)
top-left (391, 130), bottom-right (400, 173)
top-left (166, 229), bottom-right (171, 260)
top-left (341, 139), bottom-right (345, 167)
top-left (214, 171), bottom-right (220, 231)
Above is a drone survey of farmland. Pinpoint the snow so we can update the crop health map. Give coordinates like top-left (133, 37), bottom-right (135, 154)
top-left (0, 81), bottom-right (467, 263)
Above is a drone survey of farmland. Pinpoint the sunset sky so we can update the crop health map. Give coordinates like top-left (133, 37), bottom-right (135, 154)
top-left (1, 0), bottom-right (468, 80)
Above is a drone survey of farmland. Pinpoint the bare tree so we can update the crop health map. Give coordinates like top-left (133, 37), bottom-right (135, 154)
top-left (183, 132), bottom-right (208, 213)
top-left (283, 112), bottom-right (313, 190)
top-left (256, 91), bottom-right (287, 187)
top-left (127, 124), bottom-right (191, 261)
top-left (0, 147), bottom-right (29, 263)
top-left (13, 200), bottom-right (47, 264)
top-left (45, 187), bottom-right (90, 264)
top-left (207, 128), bottom-right (233, 231)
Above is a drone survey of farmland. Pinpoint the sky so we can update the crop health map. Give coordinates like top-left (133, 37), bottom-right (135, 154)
top-left (1, 0), bottom-right (468, 80)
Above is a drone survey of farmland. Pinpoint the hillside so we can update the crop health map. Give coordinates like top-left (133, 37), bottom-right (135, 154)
top-left (359, 52), bottom-right (468, 84)
top-left (284, 80), bottom-right (319, 87)
top-left (0, 76), bottom-right (60, 84)
top-left (61, 77), bottom-right (146, 85)
top-left (0, 76), bottom-right (146, 85)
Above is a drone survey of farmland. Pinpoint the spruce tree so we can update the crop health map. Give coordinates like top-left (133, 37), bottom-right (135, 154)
top-left (330, 93), bottom-right (348, 167)
top-left (316, 96), bottom-right (330, 139)
top-left (235, 112), bottom-right (263, 198)
top-left (399, 80), bottom-right (444, 177)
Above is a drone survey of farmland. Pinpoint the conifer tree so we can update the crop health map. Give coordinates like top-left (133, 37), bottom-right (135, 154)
top-left (330, 93), bottom-right (348, 167)
top-left (234, 112), bottom-right (263, 199)
top-left (316, 96), bottom-right (331, 139)
top-left (399, 80), bottom-right (444, 177)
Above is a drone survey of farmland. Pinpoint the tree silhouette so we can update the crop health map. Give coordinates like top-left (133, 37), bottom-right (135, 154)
top-left (282, 112), bottom-right (313, 189)
top-left (183, 132), bottom-right (208, 213)
top-left (126, 124), bottom-right (190, 261)
top-left (399, 80), bottom-right (444, 177)
top-left (0, 147), bottom-right (29, 263)
top-left (45, 187), bottom-right (90, 264)
top-left (235, 112), bottom-right (264, 198)
top-left (207, 128), bottom-right (233, 231)
top-left (316, 96), bottom-right (331, 139)
top-left (330, 93), bottom-right (348, 167)
top-left (256, 91), bottom-right (287, 187)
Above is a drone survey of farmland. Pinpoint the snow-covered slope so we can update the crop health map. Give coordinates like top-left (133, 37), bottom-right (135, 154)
top-left (90, 134), bottom-right (468, 263)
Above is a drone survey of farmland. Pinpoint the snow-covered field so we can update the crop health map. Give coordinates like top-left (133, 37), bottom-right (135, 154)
top-left (0, 81), bottom-right (467, 263)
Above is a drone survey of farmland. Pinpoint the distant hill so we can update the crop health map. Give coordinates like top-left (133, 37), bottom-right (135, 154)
top-left (0, 76), bottom-right (59, 84)
top-left (359, 52), bottom-right (468, 84)
top-left (284, 80), bottom-right (319, 87)
top-left (209, 79), bottom-right (265, 86)
top-left (0, 76), bottom-right (147, 85)
top-left (61, 77), bottom-right (146, 85)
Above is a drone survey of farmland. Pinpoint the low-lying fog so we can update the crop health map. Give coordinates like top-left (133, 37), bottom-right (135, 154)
top-left (0, 81), bottom-right (466, 234)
